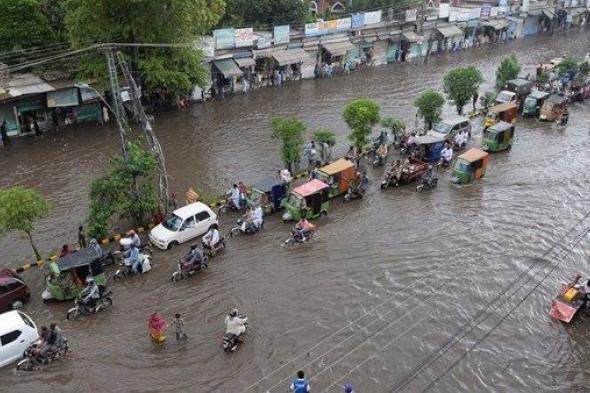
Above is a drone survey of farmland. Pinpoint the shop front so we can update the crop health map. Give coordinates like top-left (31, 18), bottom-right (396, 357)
top-left (234, 55), bottom-right (256, 92)
top-left (271, 48), bottom-right (310, 81)
top-left (47, 87), bottom-right (80, 127)
top-left (386, 34), bottom-right (402, 64)
top-left (480, 19), bottom-right (510, 44)
top-left (401, 31), bottom-right (423, 61)
top-left (320, 40), bottom-right (355, 74)
top-left (436, 25), bottom-right (464, 52)
top-left (211, 58), bottom-right (243, 98)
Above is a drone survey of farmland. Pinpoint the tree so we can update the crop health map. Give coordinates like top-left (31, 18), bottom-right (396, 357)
top-left (443, 66), bottom-right (484, 115)
top-left (0, 187), bottom-right (51, 260)
top-left (65, 0), bottom-right (225, 94)
top-left (271, 117), bottom-right (306, 173)
top-left (413, 90), bottom-right (445, 130)
top-left (480, 92), bottom-right (496, 114)
top-left (380, 116), bottom-right (406, 142)
top-left (88, 141), bottom-right (158, 239)
top-left (496, 53), bottom-right (521, 90)
top-left (557, 56), bottom-right (579, 77)
top-left (343, 99), bottom-right (380, 154)
top-left (0, 0), bottom-right (55, 52)
top-left (312, 130), bottom-right (336, 146)
top-left (219, 0), bottom-right (307, 28)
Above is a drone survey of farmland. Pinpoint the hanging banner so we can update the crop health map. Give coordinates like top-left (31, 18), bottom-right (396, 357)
top-left (273, 25), bottom-right (290, 44)
top-left (235, 28), bottom-right (253, 47)
top-left (213, 28), bottom-right (235, 49)
top-left (305, 17), bottom-right (352, 36)
top-left (522, 0), bottom-right (529, 12)
top-left (47, 88), bottom-right (79, 108)
top-left (439, 3), bottom-right (451, 18)
top-left (480, 5), bottom-right (491, 19)
top-left (364, 10), bottom-right (382, 25)
top-left (405, 9), bottom-right (417, 22)
top-left (351, 13), bottom-right (365, 29)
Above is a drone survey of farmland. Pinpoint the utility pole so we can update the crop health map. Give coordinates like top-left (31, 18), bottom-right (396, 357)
top-left (115, 51), bottom-right (170, 211)
top-left (103, 48), bottom-right (130, 161)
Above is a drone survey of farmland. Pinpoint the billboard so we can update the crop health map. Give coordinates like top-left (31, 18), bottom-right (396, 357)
top-left (235, 28), bottom-right (253, 47)
top-left (439, 3), bottom-right (450, 18)
top-left (274, 25), bottom-right (290, 44)
top-left (305, 17), bottom-right (351, 36)
top-left (213, 28), bottom-right (235, 49)
top-left (364, 10), bottom-right (382, 25)
top-left (405, 9), bottom-right (417, 22)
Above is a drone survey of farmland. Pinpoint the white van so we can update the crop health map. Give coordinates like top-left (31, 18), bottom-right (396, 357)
top-left (149, 202), bottom-right (219, 250)
top-left (0, 311), bottom-right (39, 368)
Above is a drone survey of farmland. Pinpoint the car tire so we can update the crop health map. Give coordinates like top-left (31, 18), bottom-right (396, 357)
top-left (167, 241), bottom-right (179, 250)
top-left (209, 224), bottom-right (219, 231)
top-left (11, 299), bottom-right (24, 310)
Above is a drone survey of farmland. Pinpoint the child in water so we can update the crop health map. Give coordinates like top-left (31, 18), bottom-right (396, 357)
top-left (170, 313), bottom-right (187, 341)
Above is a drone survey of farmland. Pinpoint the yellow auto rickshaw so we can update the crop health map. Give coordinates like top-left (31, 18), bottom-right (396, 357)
top-left (483, 101), bottom-right (518, 129)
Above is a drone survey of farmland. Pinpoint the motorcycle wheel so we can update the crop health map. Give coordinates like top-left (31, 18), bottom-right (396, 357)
top-left (171, 271), bottom-right (181, 282)
top-left (16, 358), bottom-right (33, 371)
top-left (229, 227), bottom-right (240, 238)
top-left (101, 297), bottom-right (113, 309)
top-left (66, 307), bottom-right (82, 321)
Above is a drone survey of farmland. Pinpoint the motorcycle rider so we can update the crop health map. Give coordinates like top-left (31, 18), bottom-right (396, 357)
top-left (202, 226), bottom-right (220, 253)
top-left (127, 243), bottom-right (141, 274)
top-left (294, 218), bottom-right (315, 241)
top-left (88, 238), bottom-right (103, 256)
top-left (420, 165), bottom-right (436, 189)
top-left (127, 229), bottom-right (141, 248)
top-left (225, 308), bottom-right (247, 338)
top-left (81, 276), bottom-right (100, 309)
top-left (253, 204), bottom-right (264, 229)
top-left (183, 244), bottom-right (205, 268)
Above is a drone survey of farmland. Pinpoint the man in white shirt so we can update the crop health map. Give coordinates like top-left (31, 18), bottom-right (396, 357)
top-left (440, 143), bottom-right (453, 165)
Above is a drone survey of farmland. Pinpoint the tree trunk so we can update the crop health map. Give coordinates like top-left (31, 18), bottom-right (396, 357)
top-left (25, 231), bottom-right (42, 261)
top-left (427, 120), bottom-right (432, 130)
top-left (457, 106), bottom-right (463, 115)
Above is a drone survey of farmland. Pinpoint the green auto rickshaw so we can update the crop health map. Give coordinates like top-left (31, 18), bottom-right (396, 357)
top-left (522, 90), bottom-right (550, 117)
top-left (451, 148), bottom-right (490, 185)
top-left (481, 121), bottom-right (514, 152)
top-left (281, 179), bottom-right (330, 222)
top-left (41, 247), bottom-right (109, 301)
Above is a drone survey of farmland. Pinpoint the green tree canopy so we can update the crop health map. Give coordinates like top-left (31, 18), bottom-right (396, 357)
top-left (413, 90), bottom-right (445, 130)
top-left (0, 0), bottom-right (55, 52)
top-left (557, 56), bottom-right (579, 77)
top-left (271, 117), bottom-right (306, 173)
top-left (443, 66), bottom-right (484, 115)
top-left (343, 99), bottom-right (380, 153)
top-left (312, 129), bottom-right (337, 146)
top-left (65, 0), bottom-right (225, 94)
top-left (219, 0), bottom-right (307, 28)
top-left (496, 53), bottom-right (521, 90)
top-left (0, 186), bottom-right (51, 260)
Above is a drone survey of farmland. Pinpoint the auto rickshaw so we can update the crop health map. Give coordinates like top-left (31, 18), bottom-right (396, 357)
top-left (522, 90), bottom-right (550, 117)
top-left (315, 158), bottom-right (356, 199)
top-left (415, 134), bottom-right (445, 162)
top-left (483, 101), bottom-right (518, 129)
top-left (451, 148), bottom-right (490, 184)
top-left (41, 247), bottom-right (109, 301)
top-left (245, 177), bottom-right (288, 214)
top-left (505, 78), bottom-right (534, 98)
top-left (539, 94), bottom-right (567, 122)
top-left (282, 179), bottom-right (329, 222)
top-left (481, 121), bottom-right (514, 152)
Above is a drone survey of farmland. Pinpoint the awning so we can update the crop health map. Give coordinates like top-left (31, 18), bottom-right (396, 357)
top-left (213, 59), bottom-right (243, 78)
top-left (272, 48), bottom-right (310, 66)
top-left (321, 41), bottom-right (355, 57)
top-left (437, 26), bottom-right (464, 38)
top-left (8, 73), bottom-right (55, 97)
top-left (543, 9), bottom-right (555, 19)
top-left (402, 31), bottom-right (423, 43)
top-left (481, 19), bottom-right (509, 30)
top-left (234, 57), bottom-right (255, 68)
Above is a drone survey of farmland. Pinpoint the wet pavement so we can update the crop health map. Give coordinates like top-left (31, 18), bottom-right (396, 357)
top-left (1, 29), bottom-right (590, 393)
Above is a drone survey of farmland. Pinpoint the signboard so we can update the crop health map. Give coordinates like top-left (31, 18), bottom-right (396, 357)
top-left (235, 28), bottom-right (253, 47)
top-left (196, 36), bottom-right (215, 58)
top-left (439, 3), bottom-right (450, 18)
top-left (274, 25), bottom-right (290, 44)
top-left (257, 34), bottom-right (272, 49)
top-left (304, 17), bottom-right (351, 36)
top-left (47, 88), bottom-right (79, 108)
top-left (405, 9), bottom-right (417, 22)
top-left (213, 28), bottom-right (235, 49)
top-left (522, 0), bottom-right (529, 12)
top-left (480, 5), bottom-right (491, 19)
top-left (469, 8), bottom-right (481, 20)
top-left (351, 13), bottom-right (365, 29)
top-left (79, 87), bottom-right (101, 102)
top-left (364, 10), bottom-right (382, 25)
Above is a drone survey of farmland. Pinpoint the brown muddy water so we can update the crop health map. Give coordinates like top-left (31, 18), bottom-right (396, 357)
top-left (1, 29), bottom-right (590, 393)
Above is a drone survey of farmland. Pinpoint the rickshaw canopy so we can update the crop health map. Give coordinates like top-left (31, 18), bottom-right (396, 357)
top-left (458, 148), bottom-right (489, 163)
top-left (252, 177), bottom-right (285, 193)
top-left (318, 159), bottom-right (355, 176)
top-left (527, 90), bottom-right (550, 100)
top-left (487, 121), bottom-right (513, 133)
top-left (417, 134), bottom-right (445, 145)
top-left (293, 179), bottom-right (329, 197)
top-left (545, 94), bottom-right (567, 105)
top-left (56, 247), bottom-right (103, 272)
top-left (489, 101), bottom-right (518, 114)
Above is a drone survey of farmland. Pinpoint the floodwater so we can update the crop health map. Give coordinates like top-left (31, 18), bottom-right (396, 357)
top-left (2, 29), bottom-right (590, 393)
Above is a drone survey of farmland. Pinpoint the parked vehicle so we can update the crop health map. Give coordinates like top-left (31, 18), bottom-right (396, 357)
top-left (66, 291), bottom-right (113, 321)
top-left (522, 90), bottom-right (550, 117)
top-left (0, 311), bottom-right (39, 368)
top-left (483, 101), bottom-right (518, 129)
top-left (149, 202), bottom-right (218, 250)
top-left (171, 254), bottom-right (208, 282)
top-left (539, 94), bottom-right (568, 122)
top-left (549, 273), bottom-right (587, 323)
top-left (481, 121), bottom-right (514, 152)
top-left (451, 148), bottom-right (490, 184)
top-left (0, 269), bottom-right (30, 312)
top-left (42, 247), bottom-right (109, 302)
top-left (16, 338), bottom-right (69, 371)
top-left (245, 177), bottom-right (288, 215)
top-left (381, 157), bottom-right (430, 189)
top-left (315, 158), bottom-right (356, 199)
top-left (428, 115), bottom-right (472, 141)
top-left (282, 179), bottom-right (330, 222)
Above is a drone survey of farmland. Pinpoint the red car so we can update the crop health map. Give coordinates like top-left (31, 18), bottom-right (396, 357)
top-left (0, 269), bottom-right (31, 312)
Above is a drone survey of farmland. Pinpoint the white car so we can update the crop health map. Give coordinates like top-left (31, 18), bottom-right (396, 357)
top-left (0, 311), bottom-right (39, 368)
top-left (495, 90), bottom-right (517, 104)
top-left (149, 202), bottom-right (218, 250)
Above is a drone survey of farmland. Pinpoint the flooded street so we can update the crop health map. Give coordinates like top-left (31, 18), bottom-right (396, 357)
top-left (2, 30), bottom-right (590, 392)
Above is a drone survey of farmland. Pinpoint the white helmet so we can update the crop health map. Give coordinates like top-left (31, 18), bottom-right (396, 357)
top-left (86, 276), bottom-right (95, 284)
top-left (120, 238), bottom-right (132, 248)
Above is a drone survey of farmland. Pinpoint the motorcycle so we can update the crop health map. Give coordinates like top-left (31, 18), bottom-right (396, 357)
top-left (66, 291), bottom-right (113, 321)
top-left (344, 185), bottom-right (366, 201)
top-left (113, 251), bottom-right (152, 280)
top-left (171, 254), bottom-right (209, 282)
top-left (202, 236), bottom-right (226, 256)
top-left (380, 171), bottom-right (399, 190)
top-left (223, 315), bottom-right (248, 352)
top-left (284, 229), bottom-right (314, 245)
top-left (229, 218), bottom-right (262, 237)
top-left (416, 175), bottom-right (438, 192)
top-left (16, 339), bottom-right (69, 371)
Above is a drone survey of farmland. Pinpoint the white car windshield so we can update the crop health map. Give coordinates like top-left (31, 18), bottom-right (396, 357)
top-left (162, 214), bottom-right (183, 231)
top-left (432, 122), bottom-right (452, 134)
top-left (496, 92), bottom-right (513, 102)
